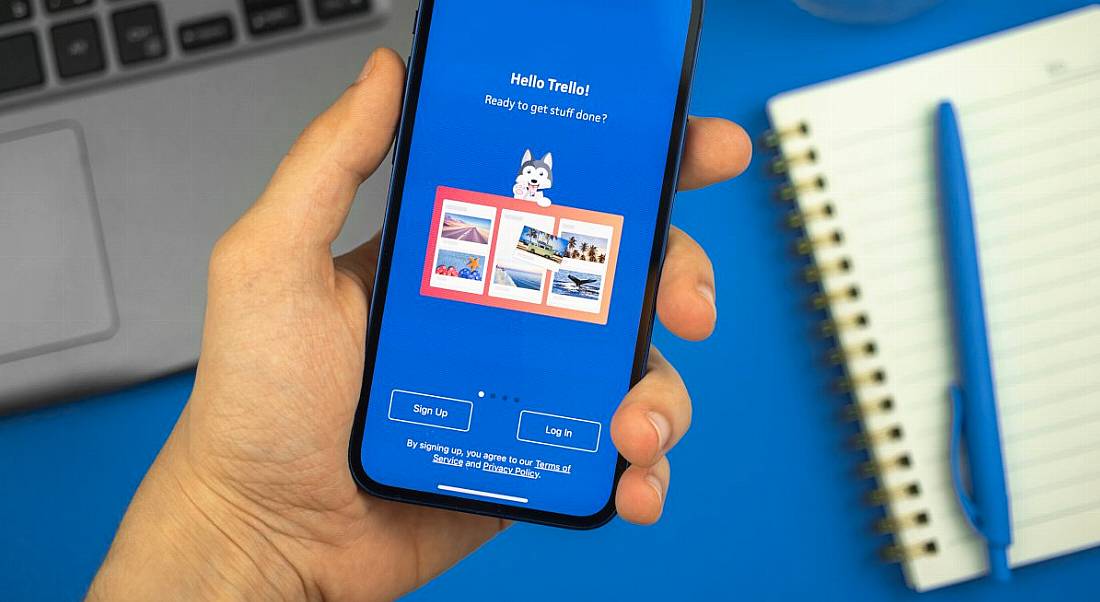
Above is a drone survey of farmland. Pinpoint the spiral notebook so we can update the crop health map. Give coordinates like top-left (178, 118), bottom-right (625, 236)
top-left (764, 6), bottom-right (1100, 592)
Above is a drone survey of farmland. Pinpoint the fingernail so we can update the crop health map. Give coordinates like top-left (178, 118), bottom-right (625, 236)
top-left (646, 473), bottom-right (664, 503)
top-left (697, 284), bottom-right (717, 315)
top-left (647, 411), bottom-right (671, 453)
top-left (357, 50), bottom-right (380, 82)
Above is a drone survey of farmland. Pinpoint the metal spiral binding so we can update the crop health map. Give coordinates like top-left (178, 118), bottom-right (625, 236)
top-left (835, 368), bottom-right (885, 392)
top-left (761, 121), bottom-right (810, 149)
top-left (858, 453), bottom-right (911, 478)
top-left (796, 230), bottom-right (844, 255)
top-left (787, 202), bottom-right (834, 228)
top-left (810, 285), bottom-right (859, 311)
top-left (768, 148), bottom-right (818, 176)
top-left (766, 122), bottom-right (936, 563)
top-left (839, 396), bottom-right (893, 422)
top-left (803, 257), bottom-right (850, 283)
top-left (850, 424), bottom-right (902, 450)
top-left (827, 340), bottom-right (876, 365)
top-left (866, 482), bottom-right (921, 505)
top-left (819, 313), bottom-right (869, 336)
top-left (874, 510), bottom-right (929, 534)
top-left (777, 176), bottom-right (827, 202)
top-left (880, 541), bottom-right (938, 563)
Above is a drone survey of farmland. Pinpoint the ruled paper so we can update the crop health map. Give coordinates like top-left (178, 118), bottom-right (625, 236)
top-left (767, 6), bottom-right (1100, 591)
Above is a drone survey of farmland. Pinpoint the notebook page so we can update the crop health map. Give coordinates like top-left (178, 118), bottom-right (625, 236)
top-left (767, 6), bottom-right (1100, 591)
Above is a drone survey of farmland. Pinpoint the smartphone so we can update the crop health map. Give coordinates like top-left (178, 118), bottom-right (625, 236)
top-left (349, 0), bottom-right (704, 528)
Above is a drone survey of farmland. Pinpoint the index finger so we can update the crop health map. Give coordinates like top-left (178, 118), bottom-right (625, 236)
top-left (242, 49), bottom-right (406, 252)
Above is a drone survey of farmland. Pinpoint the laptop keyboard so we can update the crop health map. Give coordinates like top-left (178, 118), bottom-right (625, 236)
top-left (0, 0), bottom-right (381, 108)
top-left (50, 17), bottom-right (105, 78)
top-left (178, 15), bottom-right (234, 53)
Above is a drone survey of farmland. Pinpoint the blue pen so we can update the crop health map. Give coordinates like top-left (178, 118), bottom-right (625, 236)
top-left (935, 101), bottom-right (1012, 582)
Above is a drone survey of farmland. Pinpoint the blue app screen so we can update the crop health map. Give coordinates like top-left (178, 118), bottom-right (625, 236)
top-left (359, 0), bottom-right (695, 518)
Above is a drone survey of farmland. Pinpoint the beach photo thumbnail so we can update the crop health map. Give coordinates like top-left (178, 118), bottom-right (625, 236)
top-left (551, 269), bottom-right (603, 301)
top-left (515, 225), bottom-right (568, 269)
top-left (561, 231), bottom-right (610, 264)
top-left (441, 212), bottom-right (493, 244)
top-left (434, 249), bottom-right (486, 281)
top-left (493, 264), bottom-right (544, 291)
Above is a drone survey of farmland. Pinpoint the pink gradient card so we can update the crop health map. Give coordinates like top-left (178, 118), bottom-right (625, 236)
top-left (421, 186), bottom-right (623, 325)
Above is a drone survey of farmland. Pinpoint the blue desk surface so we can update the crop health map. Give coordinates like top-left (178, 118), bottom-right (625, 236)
top-left (2, 1), bottom-right (1096, 600)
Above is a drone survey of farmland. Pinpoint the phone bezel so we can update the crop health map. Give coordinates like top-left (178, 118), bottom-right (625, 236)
top-left (349, 0), bottom-right (706, 529)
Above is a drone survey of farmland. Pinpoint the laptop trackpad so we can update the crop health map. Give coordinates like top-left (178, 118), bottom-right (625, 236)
top-left (0, 122), bottom-right (117, 364)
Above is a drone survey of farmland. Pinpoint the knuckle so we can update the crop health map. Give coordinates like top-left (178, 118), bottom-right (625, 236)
top-left (208, 229), bottom-right (258, 281)
top-left (208, 234), bottom-right (236, 275)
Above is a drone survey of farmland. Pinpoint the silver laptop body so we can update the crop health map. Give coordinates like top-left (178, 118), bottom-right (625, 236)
top-left (0, 0), bottom-right (418, 412)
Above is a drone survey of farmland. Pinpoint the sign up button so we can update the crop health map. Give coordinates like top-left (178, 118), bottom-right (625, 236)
top-left (389, 390), bottom-right (473, 432)
top-left (516, 410), bottom-right (601, 453)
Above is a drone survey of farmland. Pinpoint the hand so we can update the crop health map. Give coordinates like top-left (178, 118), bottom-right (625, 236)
top-left (87, 48), bottom-right (751, 602)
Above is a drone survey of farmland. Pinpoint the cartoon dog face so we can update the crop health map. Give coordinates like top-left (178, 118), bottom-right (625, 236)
top-left (512, 149), bottom-right (554, 208)
top-left (517, 149), bottom-right (553, 191)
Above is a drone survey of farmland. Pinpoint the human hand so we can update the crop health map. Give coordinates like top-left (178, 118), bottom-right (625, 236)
top-left (87, 48), bottom-right (751, 602)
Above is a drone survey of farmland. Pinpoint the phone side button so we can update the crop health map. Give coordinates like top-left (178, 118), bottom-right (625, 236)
top-left (516, 410), bottom-right (601, 453)
top-left (388, 389), bottom-right (474, 432)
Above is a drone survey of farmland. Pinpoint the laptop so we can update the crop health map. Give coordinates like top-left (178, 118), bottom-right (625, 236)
top-left (0, 0), bottom-right (418, 413)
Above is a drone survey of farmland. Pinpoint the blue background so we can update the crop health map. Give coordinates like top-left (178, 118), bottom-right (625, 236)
top-left (360, 0), bottom-right (693, 516)
top-left (1, 0), bottom-right (1097, 600)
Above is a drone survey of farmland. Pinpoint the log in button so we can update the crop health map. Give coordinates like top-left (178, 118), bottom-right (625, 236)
top-left (516, 410), bottom-right (601, 453)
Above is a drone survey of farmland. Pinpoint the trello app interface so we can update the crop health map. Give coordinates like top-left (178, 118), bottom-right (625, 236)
top-left (361, 0), bottom-right (693, 516)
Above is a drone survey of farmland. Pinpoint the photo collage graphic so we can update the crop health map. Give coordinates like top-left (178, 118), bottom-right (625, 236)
top-left (422, 187), bottom-right (622, 325)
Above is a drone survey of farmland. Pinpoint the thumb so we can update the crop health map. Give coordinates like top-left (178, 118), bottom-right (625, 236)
top-left (243, 48), bottom-right (406, 252)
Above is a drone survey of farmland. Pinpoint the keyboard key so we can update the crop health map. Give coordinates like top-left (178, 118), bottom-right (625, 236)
top-left (242, 0), bottom-right (301, 37)
top-left (313, 0), bottom-right (370, 22)
top-left (178, 15), bottom-right (235, 53)
top-left (112, 4), bottom-right (166, 65)
top-left (0, 32), bottom-right (44, 95)
top-left (50, 18), bottom-right (105, 79)
top-left (44, 0), bottom-right (93, 14)
top-left (0, 0), bottom-right (34, 25)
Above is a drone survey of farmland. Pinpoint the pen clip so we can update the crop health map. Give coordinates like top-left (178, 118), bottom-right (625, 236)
top-left (949, 383), bottom-right (983, 533)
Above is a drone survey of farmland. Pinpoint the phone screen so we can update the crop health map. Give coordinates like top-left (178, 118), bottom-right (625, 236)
top-left (355, 0), bottom-right (697, 522)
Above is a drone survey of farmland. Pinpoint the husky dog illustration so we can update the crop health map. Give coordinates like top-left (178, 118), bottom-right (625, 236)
top-left (512, 149), bottom-right (553, 208)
